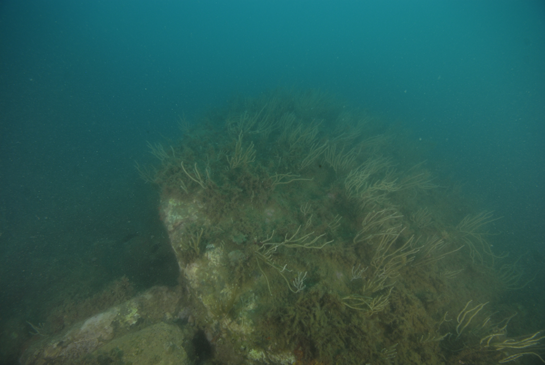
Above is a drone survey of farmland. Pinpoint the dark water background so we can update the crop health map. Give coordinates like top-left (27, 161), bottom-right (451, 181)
top-left (1, 0), bottom-right (544, 362)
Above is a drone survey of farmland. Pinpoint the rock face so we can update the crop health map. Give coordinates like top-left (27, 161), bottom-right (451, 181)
top-left (160, 192), bottom-right (297, 364)
top-left (20, 286), bottom-right (191, 365)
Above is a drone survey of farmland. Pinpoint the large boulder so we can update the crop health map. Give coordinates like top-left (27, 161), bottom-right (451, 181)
top-left (153, 92), bottom-right (511, 364)
top-left (20, 286), bottom-right (191, 365)
top-left (91, 322), bottom-right (191, 365)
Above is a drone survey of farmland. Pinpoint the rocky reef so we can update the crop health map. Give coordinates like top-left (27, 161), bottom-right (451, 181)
top-left (20, 90), bottom-right (542, 365)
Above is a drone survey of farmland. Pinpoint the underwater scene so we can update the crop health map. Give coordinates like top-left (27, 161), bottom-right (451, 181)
top-left (0, 1), bottom-right (544, 365)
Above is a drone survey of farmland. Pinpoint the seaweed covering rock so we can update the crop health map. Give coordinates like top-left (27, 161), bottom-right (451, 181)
top-left (151, 91), bottom-right (540, 364)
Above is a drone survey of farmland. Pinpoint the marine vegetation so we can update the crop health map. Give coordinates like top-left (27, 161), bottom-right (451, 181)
top-left (141, 89), bottom-right (543, 365)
